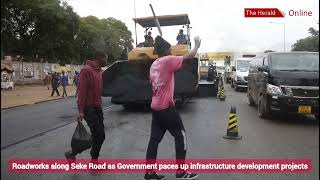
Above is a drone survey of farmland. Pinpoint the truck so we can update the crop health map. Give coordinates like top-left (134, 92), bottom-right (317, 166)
top-left (199, 52), bottom-right (228, 81)
top-left (225, 53), bottom-right (263, 84)
top-left (214, 61), bottom-right (225, 77)
top-left (230, 57), bottom-right (253, 91)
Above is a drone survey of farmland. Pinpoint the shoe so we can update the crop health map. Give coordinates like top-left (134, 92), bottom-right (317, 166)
top-left (176, 172), bottom-right (198, 179)
top-left (64, 151), bottom-right (76, 164)
top-left (144, 172), bottom-right (166, 180)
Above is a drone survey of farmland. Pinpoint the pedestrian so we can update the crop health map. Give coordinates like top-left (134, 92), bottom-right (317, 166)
top-left (51, 72), bottom-right (60, 96)
top-left (73, 71), bottom-right (80, 97)
top-left (144, 35), bottom-right (201, 180)
top-left (176, 29), bottom-right (188, 45)
top-left (144, 31), bottom-right (154, 47)
top-left (207, 64), bottom-right (217, 81)
top-left (65, 51), bottom-right (108, 161)
top-left (43, 73), bottom-right (52, 90)
top-left (60, 71), bottom-right (68, 98)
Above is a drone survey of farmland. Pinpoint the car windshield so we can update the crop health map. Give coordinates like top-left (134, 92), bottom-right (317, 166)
top-left (216, 66), bottom-right (225, 71)
top-left (270, 53), bottom-right (319, 71)
top-left (237, 60), bottom-right (250, 71)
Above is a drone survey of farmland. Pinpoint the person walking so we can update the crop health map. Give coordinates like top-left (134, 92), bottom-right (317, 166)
top-left (65, 51), bottom-right (108, 160)
top-left (61, 71), bottom-right (68, 98)
top-left (144, 35), bottom-right (201, 180)
top-left (43, 73), bottom-right (52, 90)
top-left (73, 71), bottom-right (80, 97)
top-left (51, 72), bottom-right (60, 96)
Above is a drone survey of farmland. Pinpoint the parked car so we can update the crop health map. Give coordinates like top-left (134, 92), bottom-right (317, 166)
top-left (247, 52), bottom-right (319, 118)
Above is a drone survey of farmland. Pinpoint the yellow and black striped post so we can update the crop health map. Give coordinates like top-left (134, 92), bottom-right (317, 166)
top-left (223, 106), bottom-right (242, 140)
top-left (216, 78), bottom-right (221, 97)
top-left (219, 77), bottom-right (226, 101)
top-left (219, 88), bottom-right (226, 101)
top-left (218, 76), bottom-right (226, 101)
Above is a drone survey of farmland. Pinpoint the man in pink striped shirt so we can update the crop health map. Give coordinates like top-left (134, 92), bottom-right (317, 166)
top-left (144, 36), bottom-right (201, 180)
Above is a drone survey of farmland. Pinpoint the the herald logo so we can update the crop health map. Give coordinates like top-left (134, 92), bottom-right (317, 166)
top-left (279, 10), bottom-right (286, 17)
top-left (244, 8), bottom-right (285, 18)
top-left (245, 8), bottom-right (313, 18)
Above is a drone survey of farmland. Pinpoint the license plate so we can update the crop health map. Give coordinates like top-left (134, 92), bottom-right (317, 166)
top-left (298, 106), bottom-right (311, 114)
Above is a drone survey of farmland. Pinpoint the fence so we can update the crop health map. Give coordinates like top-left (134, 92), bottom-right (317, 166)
top-left (6, 61), bottom-right (83, 85)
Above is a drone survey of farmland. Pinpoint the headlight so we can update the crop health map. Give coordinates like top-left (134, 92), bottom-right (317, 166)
top-left (236, 76), bottom-right (242, 81)
top-left (267, 84), bottom-right (282, 95)
top-left (284, 87), bottom-right (293, 96)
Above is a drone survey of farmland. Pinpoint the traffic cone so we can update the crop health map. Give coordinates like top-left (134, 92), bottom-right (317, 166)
top-left (223, 106), bottom-right (242, 140)
top-left (219, 77), bottom-right (226, 101)
top-left (217, 77), bottom-right (226, 101)
top-left (217, 85), bottom-right (221, 98)
top-left (216, 77), bottom-right (222, 97)
top-left (219, 88), bottom-right (226, 101)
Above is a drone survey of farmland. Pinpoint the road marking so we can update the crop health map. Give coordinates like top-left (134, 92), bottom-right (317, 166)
top-left (103, 105), bottom-right (117, 111)
top-left (1, 104), bottom-right (116, 151)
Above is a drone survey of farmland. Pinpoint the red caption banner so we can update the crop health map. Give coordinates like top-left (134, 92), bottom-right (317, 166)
top-left (244, 8), bottom-right (285, 18)
top-left (8, 159), bottom-right (312, 173)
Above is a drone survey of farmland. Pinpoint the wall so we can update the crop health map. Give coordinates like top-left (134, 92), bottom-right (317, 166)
top-left (4, 61), bottom-right (83, 85)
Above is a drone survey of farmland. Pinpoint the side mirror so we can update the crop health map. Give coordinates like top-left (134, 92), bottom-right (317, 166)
top-left (258, 66), bottom-right (268, 72)
top-left (232, 67), bottom-right (236, 71)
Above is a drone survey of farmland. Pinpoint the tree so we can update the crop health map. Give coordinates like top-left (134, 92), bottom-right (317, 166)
top-left (1, 0), bottom-right (80, 63)
top-left (1, 0), bottom-right (133, 64)
top-left (77, 16), bottom-right (133, 64)
top-left (291, 27), bottom-right (319, 52)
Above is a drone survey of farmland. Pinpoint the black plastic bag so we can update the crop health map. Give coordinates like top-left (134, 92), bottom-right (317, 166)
top-left (71, 121), bottom-right (92, 153)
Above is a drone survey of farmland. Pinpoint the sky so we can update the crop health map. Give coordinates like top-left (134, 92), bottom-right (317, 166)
top-left (66, 0), bottom-right (319, 53)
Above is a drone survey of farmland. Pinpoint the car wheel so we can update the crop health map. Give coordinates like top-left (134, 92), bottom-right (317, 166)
top-left (123, 104), bottom-right (132, 110)
top-left (247, 89), bottom-right (255, 106)
top-left (258, 95), bottom-right (270, 118)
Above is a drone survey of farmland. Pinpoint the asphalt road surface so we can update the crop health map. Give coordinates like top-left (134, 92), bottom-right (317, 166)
top-left (1, 97), bottom-right (112, 149)
top-left (1, 85), bottom-right (319, 180)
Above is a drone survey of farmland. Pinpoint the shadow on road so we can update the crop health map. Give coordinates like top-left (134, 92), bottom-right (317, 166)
top-left (262, 113), bottom-right (319, 126)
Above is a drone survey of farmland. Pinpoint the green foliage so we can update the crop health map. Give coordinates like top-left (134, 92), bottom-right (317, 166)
top-left (291, 27), bottom-right (319, 52)
top-left (1, 0), bottom-right (133, 64)
top-left (77, 16), bottom-right (133, 63)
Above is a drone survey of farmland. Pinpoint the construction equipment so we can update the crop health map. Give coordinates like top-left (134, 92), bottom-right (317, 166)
top-left (199, 54), bottom-right (209, 80)
top-left (102, 10), bottom-right (199, 107)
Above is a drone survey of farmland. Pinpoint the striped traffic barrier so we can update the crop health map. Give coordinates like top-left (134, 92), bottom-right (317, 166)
top-left (223, 106), bottom-right (242, 140)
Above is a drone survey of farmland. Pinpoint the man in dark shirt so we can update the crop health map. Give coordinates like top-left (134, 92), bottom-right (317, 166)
top-left (176, 29), bottom-right (188, 45)
top-left (73, 71), bottom-right (80, 97)
top-left (65, 51), bottom-right (107, 160)
top-left (51, 72), bottom-right (60, 96)
top-left (60, 71), bottom-right (68, 98)
top-left (144, 31), bottom-right (154, 47)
